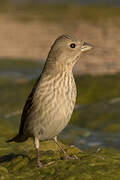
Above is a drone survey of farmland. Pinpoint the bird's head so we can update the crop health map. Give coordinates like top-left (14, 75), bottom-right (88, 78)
top-left (46, 34), bottom-right (93, 72)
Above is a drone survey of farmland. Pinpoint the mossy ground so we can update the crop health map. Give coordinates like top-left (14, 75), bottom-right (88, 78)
top-left (1, 137), bottom-right (120, 180)
top-left (0, 121), bottom-right (120, 180)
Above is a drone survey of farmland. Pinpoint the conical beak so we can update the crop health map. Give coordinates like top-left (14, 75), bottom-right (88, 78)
top-left (81, 42), bottom-right (94, 52)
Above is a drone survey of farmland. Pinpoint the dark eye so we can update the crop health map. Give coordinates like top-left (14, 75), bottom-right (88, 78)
top-left (70, 43), bottom-right (76, 48)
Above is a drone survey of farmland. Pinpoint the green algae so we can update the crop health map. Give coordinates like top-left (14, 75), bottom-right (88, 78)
top-left (75, 74), bottom-right (120, 104)
top-left (1, 145), bottom-right (120, 180)
top-left (71, 100), bottom-right (120, 132)
top-left (1, 124), bottom-right (120, 180)
top-left (70, 74), bottom-right (120, 132)
top-left (2, 121), bottom-right (119, 179)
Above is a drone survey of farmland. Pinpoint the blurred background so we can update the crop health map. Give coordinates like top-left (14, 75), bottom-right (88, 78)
top-left (0, 0), bottom-right (120, 153)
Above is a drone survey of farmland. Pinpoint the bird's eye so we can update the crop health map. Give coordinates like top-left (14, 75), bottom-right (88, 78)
top-left (70, 43), bottom-right (76, 48)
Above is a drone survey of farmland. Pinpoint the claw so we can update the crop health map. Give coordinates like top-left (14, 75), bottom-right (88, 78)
top-left (37, 160), bottom-right (55, 168)
top-left (63, 153), bottom-right (78, 160)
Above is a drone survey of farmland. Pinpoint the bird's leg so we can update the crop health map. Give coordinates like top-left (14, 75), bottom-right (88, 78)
top-left (53, 136), bottom-right (75, 160)
top-left (34, 137), bottom-right (43, 168)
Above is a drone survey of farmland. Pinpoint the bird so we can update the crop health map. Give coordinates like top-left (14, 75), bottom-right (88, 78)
top-left (7, 34), bottom-right (93, 167)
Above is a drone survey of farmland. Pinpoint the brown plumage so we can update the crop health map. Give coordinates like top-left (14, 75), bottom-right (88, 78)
top-left (7, 34), bottom-right (93, 167)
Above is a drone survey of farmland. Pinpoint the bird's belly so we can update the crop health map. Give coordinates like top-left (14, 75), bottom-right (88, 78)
top-left (33, 97), bottom-right (75, 140)
top-left (41, 100), bottom-right (74, 140)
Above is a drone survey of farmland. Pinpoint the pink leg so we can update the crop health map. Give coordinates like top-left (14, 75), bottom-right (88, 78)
top-left (53, 136), bottom-right (77, 160)
top-left (34, 137), bottom-right (43, 168)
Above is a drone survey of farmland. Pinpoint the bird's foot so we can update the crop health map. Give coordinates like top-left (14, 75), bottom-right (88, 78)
top-left (37, 159), bottom-right (43, 168)
top-left (44, 161), bottom-right (55, 167)
top-left (37, 160), bottom-right (55, 168)
top-left (63, 153), bottom-right (78, 160)
top-left (73, 154), bottom-right (79, 160)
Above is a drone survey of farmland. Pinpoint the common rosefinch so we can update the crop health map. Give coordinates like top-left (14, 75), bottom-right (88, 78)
top-left (7, 35), bottom-right (93, 167)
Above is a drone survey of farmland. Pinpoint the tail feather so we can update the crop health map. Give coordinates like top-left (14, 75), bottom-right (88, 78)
top-left (7, 134), bottom-right (27, 143)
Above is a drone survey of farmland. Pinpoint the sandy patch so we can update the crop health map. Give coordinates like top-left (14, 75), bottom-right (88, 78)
top-left (0, 15), bottom-right (120, 75)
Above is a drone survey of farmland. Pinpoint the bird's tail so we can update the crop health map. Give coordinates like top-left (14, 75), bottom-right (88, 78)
top-left (7, 134), bottom-right (27, 143)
